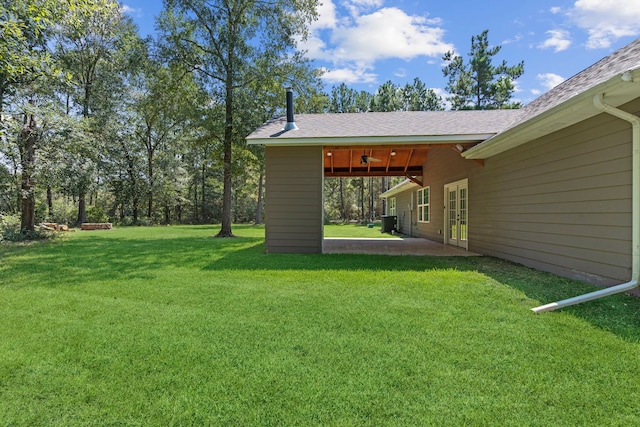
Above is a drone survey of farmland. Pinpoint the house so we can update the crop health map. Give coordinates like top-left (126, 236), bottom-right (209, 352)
top-left (246, 38), bottom-right (640, 305)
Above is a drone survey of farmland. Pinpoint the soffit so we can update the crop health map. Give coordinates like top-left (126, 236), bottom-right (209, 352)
top-left (322, 144), bottom-right (473, 178)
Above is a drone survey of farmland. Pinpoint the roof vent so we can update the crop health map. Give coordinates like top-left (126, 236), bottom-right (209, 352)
top-left (284, 87), bottom-right (298, 131)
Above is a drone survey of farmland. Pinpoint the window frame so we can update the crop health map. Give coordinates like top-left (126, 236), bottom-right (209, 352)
top-left (417, 187), bottom-right (430, 223)
top-left (389, 197), bottom-right (397, 216)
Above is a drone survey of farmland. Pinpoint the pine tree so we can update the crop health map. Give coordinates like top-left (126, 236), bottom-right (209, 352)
top-left (442, 30), bottom-right (524, 110)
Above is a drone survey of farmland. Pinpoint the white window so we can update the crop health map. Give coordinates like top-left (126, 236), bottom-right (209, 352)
top-left (389, 197), bottom-right (396, 216)
top-left (417, 187), bottom-right (430, 223)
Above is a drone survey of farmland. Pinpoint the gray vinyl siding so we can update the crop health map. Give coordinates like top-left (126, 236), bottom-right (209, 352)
top-left (393, 147), bottom-right (480, 242)
top-left (389, 99), bottom-right (637, 286)
top-left (393, 191), bottom-right (414, 235)
top-left (265, 146), bottom-right (323, 253)
top-left (468, 101), bottom-right (638, 285)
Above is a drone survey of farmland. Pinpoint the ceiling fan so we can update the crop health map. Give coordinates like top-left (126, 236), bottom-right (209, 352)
top-left (358, 151), bottom-right (382, 165)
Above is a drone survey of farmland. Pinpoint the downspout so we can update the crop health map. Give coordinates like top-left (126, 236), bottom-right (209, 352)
top-left (532, 92), bottom-right (640, 313)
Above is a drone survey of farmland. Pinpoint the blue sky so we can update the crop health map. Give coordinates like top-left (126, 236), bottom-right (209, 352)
top-left (122, 0), bottom-right (640, 105)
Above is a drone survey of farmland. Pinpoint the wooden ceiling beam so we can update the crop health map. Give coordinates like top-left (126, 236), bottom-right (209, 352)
top-left (406, 175), bottom-right (423, 186)
top-left (403, 149), bottom-right (414, 173)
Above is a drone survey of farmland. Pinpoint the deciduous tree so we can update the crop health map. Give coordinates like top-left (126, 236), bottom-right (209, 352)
top-left (159, 0), bottom-right (319, 237)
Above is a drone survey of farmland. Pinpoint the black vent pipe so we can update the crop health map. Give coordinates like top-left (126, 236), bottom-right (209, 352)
top-left (284, 87), bottom-right (298, 131)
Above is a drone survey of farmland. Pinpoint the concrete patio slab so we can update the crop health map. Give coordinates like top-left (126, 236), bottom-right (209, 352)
top-left (323, 237), bottom-right (480, 256)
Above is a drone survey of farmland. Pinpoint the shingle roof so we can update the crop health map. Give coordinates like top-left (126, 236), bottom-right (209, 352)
top-left (248, 37), bottom-right (640, 147)
top-left (512, 37), bottom-right (640, 127)
top-left (247, 110), bottom-right (521, 141)
top-left (462, 37), bottom-right (640, 159)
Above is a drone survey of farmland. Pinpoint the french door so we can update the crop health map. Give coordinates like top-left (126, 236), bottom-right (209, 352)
top-left (444, 179), bottom-right (468, 250)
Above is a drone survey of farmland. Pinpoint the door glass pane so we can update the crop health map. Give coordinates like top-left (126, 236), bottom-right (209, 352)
top-left (459, 188), bottom-right (467, 241)
top-left (448, 190), bottom-right (457, 240)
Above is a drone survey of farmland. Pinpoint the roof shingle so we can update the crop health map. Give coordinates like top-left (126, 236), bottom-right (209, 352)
top-left (247, 37), bottom-right (640, 146)
top-left (247, 110), bottom-right (521, 141)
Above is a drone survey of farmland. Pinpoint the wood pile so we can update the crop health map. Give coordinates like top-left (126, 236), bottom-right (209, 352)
top-left (40, 222), bottom-right (72, 232)
top-left (80, 223), bottom-right (113, 230)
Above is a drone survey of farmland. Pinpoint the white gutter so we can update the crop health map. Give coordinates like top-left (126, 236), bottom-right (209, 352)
top-left (532, 93), bottom-right (640, 313)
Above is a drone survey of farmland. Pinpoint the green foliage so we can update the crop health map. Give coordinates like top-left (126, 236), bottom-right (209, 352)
top-left (330, 78), bottom-right (443, 114)
top-left (0, 0), bottom-right (56, 109)
top-left (159, 0), bottom-right (321, 236)
top-left (371, 80), bottom-right (401, 112)
top-left (85, 205), bottom-right (109, 223)
top-left (400, 77), bottom-right (445, 111)
top-left (442, 29), bottom-right (524, 110)
top-left (1, 226), bottom-right (640, 425)
top-left (327, 83), bottom-right (373, 113)
top-left (0, 213), bottom-right (52, 241)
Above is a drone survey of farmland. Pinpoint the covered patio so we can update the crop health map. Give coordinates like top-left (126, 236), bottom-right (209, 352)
top-left (247, 109), bottom-right (519, 254)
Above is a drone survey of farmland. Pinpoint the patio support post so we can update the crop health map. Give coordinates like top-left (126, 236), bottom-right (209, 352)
top-left (532, 91), bottom-right (640, 313)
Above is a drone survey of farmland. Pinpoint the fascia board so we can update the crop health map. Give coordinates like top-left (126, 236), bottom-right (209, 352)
top-left (247, 134), bottom-right (496, 146)
top-left (463, 70), bottom-right (640, 160)
top-left (380, 179), bottom-right (420, 198)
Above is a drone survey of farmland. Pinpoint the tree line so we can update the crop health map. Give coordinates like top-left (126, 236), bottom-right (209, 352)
top-left (0, 0), bottom-right (524, 238)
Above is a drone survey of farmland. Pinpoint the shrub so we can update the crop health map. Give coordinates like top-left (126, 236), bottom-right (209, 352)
top-left (86, 206), bottom-right (110, 223)
top-left (0, 214), bottom-right (54, 242)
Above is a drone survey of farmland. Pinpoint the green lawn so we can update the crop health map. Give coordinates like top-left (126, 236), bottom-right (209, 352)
top-left (324, 222), bottom-right (400, 238)
top-left (1, 225), bottom-right (640, 426)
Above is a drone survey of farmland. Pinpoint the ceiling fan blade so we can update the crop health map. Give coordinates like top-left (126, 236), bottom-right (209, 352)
top-left (353, 155), bottom-right (383, 165)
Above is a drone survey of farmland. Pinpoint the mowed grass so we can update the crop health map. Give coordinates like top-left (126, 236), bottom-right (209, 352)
top-left (324, 222), bottom-right (400, 238)
top-left (1, 225), bottom-right (640, 426)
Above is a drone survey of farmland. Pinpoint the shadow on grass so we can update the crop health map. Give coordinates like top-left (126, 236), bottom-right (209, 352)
top-left (2, 231), bottom-right (639, 343)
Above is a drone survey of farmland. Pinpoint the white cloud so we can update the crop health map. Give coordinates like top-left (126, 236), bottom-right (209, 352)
top-left (349, 0), bottom-right (384, 7)
top-left (312, 0), bottom-right (339, 30)
top-left (394, 68), bottom-right (407, 78)
top-left (550, 7), bottom-right (563, 14)
top-left (537, 73), bottom-right (566, 90)
top-left (300, 2), bottom-right (453, 85)
top-left (320, 66), bottom-right (377, 84)
top-left (569, 0), bottom-right (640, 48)
top-left (330, 8), bottom-right (452, 63)
top-left (539, 29), bottom-right (572, 52)
top-left (502, 34), bottom-right (523, 45)
top-left (121, 4), bottom-right (142, 18)
top-left (344, 0), bottom-right (384, 17)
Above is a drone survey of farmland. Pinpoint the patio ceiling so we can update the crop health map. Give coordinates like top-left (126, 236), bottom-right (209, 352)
top-left (323, 143), bottom-right (476, 178)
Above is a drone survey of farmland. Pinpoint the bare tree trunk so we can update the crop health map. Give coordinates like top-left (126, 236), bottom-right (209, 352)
top-left (76, 193), bottom-right (87, 224)
top-left (20, 113), bottom-right (38, 233)
top-left (201, 162), bottom-right (206, 221)
top-left (47, 186), bottom-right (53, 218)
top-left (132, 195), bottom-right (139, 224)
top-left (216, 74), bottom-right (234, 237)
top-left (369, 177), bottom-right (374, 221)
top-left (339, 178), bottom-right (345, 220)
top-left (255, 172), bottom-right (263, 224)
top-left (360, 178), bottom-right (365, 221)
top-left (193, 181), bottom-right (199, 223)
top-left (147, 147), bottom-right (153, 220)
